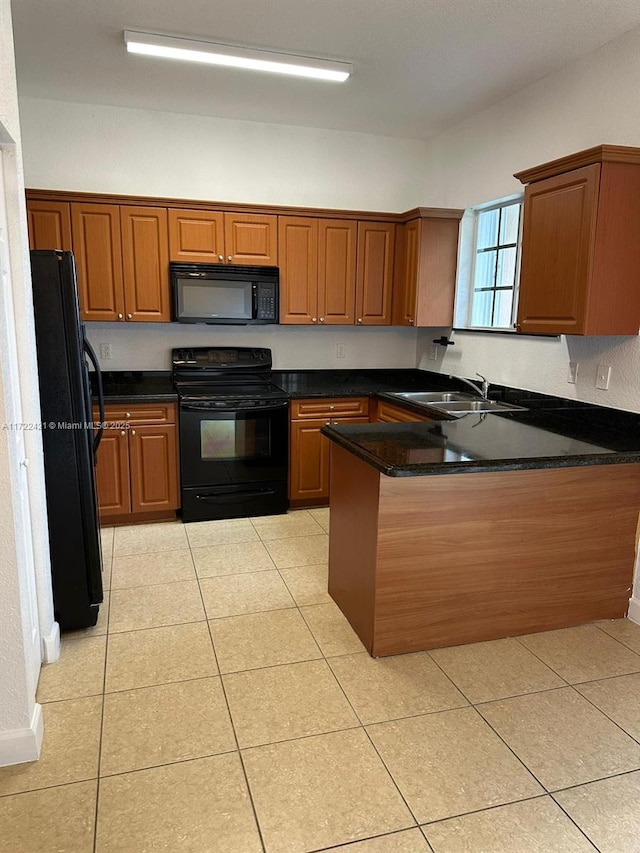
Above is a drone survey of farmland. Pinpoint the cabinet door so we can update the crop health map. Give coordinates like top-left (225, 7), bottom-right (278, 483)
top-left (168, 209), bottom-right (225, 263)
top-left (374, 401), bottom-right (432, 423)
top-left (224, 213), bottom-right (278, 265)
top-left (95, 429), bottom-right (131, 517)
top-left (71, 203), bottom-right (124, 321)
top-left (121, 206), bottom-right (170, 322)
top-left (355, 222), bottom-right (395, 325)
top-left (517, 165), bottom-right (599, 335)
top-left (27, 201), bottom-right (72, 251)
top-left (289, 419), bottom-right (331, 503)
top-left (278, 216), bottom-right (318, 324)
top-left (318, 219), bottom-right (357, 325)
top-left (392, 220), bottom-right (420, 326)
top-left (129, 425), bottom-right (179, 513)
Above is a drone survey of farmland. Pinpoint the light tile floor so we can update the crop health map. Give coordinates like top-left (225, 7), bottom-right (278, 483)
top-left (1, 510), bottom-right (640, 852)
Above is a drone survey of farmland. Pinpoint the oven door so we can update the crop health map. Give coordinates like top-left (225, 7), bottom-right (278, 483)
top-left (179, 399), bottom-right (289, 488)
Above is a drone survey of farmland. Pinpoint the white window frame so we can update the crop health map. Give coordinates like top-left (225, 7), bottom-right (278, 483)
top-left (454, 194), bottom-right (524, 332)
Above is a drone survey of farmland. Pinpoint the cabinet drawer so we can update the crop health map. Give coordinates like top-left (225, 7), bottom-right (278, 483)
top-left (375, 400), bottom-right (432, 423)
top-left (291, 397), bottom-right (369, 420)
top-left (94, 403), bottom-right (176, 425)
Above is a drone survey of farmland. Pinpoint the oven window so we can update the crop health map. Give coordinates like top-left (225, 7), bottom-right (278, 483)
top-left (200, 417), bottom-right (270, 460)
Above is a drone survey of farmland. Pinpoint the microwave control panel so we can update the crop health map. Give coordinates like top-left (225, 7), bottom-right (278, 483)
top-left (256, 282), bottom-right (277, 320)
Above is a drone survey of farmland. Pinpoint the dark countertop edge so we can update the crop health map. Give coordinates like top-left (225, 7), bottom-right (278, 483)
top-left (321, 424), bottom-right (640, 477)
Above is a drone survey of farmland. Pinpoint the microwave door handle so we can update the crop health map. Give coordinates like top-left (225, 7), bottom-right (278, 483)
top-left (252, 283), bottom-right (258, 317)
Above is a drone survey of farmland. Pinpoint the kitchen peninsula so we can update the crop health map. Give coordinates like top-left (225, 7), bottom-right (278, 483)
top-left (323, 405), bottom-right (640, 656)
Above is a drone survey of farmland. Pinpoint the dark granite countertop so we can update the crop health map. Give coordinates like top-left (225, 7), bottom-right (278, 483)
top-left (322, 404), bottom-right (640, 476)
top-left (272, 368), bottom-right (454, 398)
top-left (91, 371), bottom-right (177, 404)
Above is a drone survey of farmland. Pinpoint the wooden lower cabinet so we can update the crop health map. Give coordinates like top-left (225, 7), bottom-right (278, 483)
top-left (289, 397), bottom-right (369, 506)
top-left (373, 400), bottom-right (432, 423)
top-left (95, 403), bottom-right (179, 522)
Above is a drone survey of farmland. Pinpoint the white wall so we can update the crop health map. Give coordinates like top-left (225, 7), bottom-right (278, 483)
top-left (416, 24), bottom-right (640, 414)
top-left (19, 98), bottom-right (428, 212)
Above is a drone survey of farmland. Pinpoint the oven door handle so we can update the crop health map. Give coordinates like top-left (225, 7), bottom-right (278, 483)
top-left (196, 487), bottom-right (278, 502)
top-left (180, 401), bottom-right (289, 413)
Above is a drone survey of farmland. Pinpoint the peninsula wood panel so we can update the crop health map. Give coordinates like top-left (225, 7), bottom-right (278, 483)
top-left (95, 430), bottom-right (131, 517)
top-left (27, 200), bottom-right (72, 251)
top-left (168, 209), bottom-right (225, 262)
top-left (355, 222), bottom-right (395, 325)
top-left (317, 219), bottom-right (357, 324)
top-left (328, 445), bottom-right (380, 650)
top-left (121, 207), bottom-right (170, 322)
top-left (224, 213), bottom-right (277, 265)
top-left (374, 463), bottom-right (640, 654)
top-left (278, 216), bottom-right (318, 324)
top-left (70, 203), bottom-right (123, 321)
top-left (328, 453), bottom-right (640, 656)
top-left (129, 425), bottom-right (179, 513)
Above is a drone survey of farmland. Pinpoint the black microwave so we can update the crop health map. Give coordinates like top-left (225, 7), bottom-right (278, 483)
top-left (170, 263), bottom-right (279, 325)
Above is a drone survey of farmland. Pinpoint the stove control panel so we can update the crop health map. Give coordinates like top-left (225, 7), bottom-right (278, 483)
top-left (172, 347), bottom-right (272, 371)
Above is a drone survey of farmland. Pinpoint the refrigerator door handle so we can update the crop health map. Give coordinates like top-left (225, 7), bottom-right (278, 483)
top-left (83, 338), bottom-right (105, 455)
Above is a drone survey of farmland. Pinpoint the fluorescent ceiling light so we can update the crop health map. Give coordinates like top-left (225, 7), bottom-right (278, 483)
top-left (124, 31), bottom-right (351, 82)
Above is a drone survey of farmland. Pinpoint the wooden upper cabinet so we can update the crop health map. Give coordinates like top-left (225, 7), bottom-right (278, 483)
top-left (70, 203), bottom-right (124, 321)
top-left (224, 213), bottom-right (277, 265)
top-left (278, 216), bottom-right (318, 324)
top-left (27, 200), bottom-right (72, 251)
top-left (317, 219), bottom-right (357, 325)
top-left (515, 146), bottom-right (640, 335)
top-left (168, 209), bottom-right (224, 263)
top-left (392, 213), bottom-right (461, 327)
top-left (121, 207), bottom-right (170, 322)
top-left (356, 222), bottom-right (395, 325)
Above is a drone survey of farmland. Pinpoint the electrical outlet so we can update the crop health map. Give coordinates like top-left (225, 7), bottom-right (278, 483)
top-left (567, 361), bottom-right (579, 384)
top-left (428, 345), bottom-right (438, 361)
top-left (99, 343), bottom-right (112, 360)
top-left (595, 364), bottom-right (611, 390)
top-left (336, 343), bottom-right (346, 359)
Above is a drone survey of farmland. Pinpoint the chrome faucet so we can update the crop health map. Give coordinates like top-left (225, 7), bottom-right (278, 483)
top-left (449, 373), bottom-right (489, 399)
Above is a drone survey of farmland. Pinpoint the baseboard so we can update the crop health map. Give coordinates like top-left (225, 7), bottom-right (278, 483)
top-left (0, 703), bottom-right (43, 767)
top-left (627, 596), bottom-right (640, 625)
top-left (41, 621), bottom-right (60, 663)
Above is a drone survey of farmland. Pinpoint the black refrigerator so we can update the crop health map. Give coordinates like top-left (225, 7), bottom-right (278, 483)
top-left (30, 250), bottom-right (105, 630)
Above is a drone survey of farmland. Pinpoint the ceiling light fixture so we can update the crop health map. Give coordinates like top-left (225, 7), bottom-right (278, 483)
top-left (124, 31), bottom-right (351, 83)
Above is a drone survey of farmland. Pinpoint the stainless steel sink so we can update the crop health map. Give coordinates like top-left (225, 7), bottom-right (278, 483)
top-left (392, 391), bottom-right (477, 404)
top-left (429, 399), bottom-right (527, 415)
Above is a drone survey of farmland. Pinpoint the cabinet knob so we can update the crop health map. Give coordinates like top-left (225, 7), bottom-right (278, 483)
top-left (120, 430), bottom-right (126, 436)
top-left (408, 317), bottom-right (414, 326)
top-left (117, 313), bottom-right (123, 320)
top-left (357, 318), bottom-right (363, 325)
top-left (218, 254), bottom-right (224, 262)
top-left (131, 430), bottom-right (136, 436)
top-left (329, 405), bottom-right (335, 411)
top-left (319, 317), bottom-right (325, 323)
top-left (311, 317), bottom-right (317, 324)
top-left (126, 313), bottom-right (132, 320)
top-left (227, 256), bottom-right (232, 262)
top-left (326, 421), bottom-right (331, 425)
top-left (125, 412), bottom-right (131, 418)
top-left (516, 323), bottom-right (522, 332)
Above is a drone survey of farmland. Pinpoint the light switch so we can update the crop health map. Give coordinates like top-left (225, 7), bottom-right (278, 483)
top-left (595, 364), bottom-right (611, 390)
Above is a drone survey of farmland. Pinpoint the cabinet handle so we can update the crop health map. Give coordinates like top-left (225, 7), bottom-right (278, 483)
top-left (311, 317), bottom-right (317, 324)
top-left (126, 313), bottom-right (132, 320)
top-left (218, 254), bottom-right (224, 262)
top-left (131, 430), bottom-right (136, 436)
top-left (117, 313), bottom-right (123, 320)
top-left (227, 256), bottom-right (232, 262)
top-left (357, 318), bottom-right (363, 325)
top-left (319, 317), bottom-right (325, 323)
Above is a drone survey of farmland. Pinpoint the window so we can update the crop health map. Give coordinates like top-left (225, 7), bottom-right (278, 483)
top-left (460, 198), bottom-right (523, 330)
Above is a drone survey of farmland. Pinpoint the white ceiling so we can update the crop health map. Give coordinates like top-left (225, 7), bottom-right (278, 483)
top-left (11, 0), bottom-right (640, 140)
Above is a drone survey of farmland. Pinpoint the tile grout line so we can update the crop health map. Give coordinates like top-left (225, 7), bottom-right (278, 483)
top-left (592, 620), bottom-right (640, 657)
top-left (190, 540), bottom-right (268, 853)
